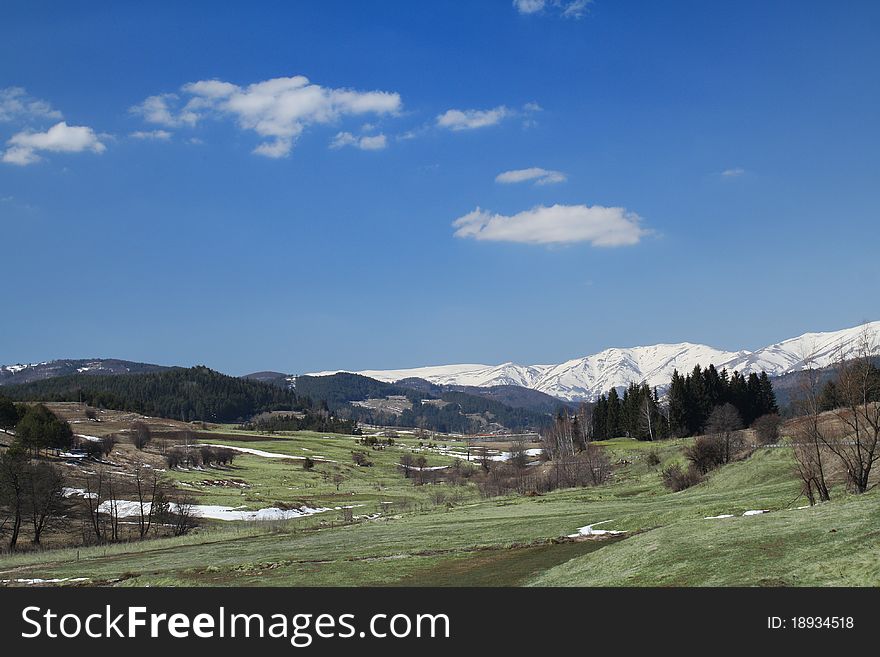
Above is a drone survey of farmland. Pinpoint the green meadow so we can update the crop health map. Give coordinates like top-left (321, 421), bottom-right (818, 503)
top-left (1, 431), bottom-right (877, 587)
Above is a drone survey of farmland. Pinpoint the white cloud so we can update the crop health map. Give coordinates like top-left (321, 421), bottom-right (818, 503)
top-left (3, 121), bottom-right (106, 166)
top-left (131, 93), bottom-right (199, 128)
top-left (495, 167), bottom-right (567, 185)
top-left (130, 129), bottom-right (172, 140)
top-left (513, 0), bottom-right (546, 14)
top-left (514, 0), bottom-right (591, 18)
top-left (134, 75), bottom-right (401, 158)
top-left (0, 87), bottom-right (63, 123)
top-left (436, 106), bottom-right (510, 131)
top-left (721, 167), bottom-right (745, 177)
top-left (330, 131), bottom-right (387, 150)
top-left (452, 204), bottom-right (648, 246)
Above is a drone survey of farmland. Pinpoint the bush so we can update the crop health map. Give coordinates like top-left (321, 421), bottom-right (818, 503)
top-left (646, 449), bottom-right (661, 466)
top-left (661, 463), bottom-right (703, 491)
top-left (685, 435), bottom-right (725, 473)
top-left (351, 451), bottom-right (373, 467)
top-left (303, 457), bottom-right (315, 470)
top-left (753, 413), bottom-right (782, 445)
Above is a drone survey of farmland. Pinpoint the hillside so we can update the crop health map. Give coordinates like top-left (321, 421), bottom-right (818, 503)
top-left (293, 372), bottom-right (551, 432)
top-left (395, 377), bottom-right (577, 414)
top-left (1, 366), bottom-right (301, 423)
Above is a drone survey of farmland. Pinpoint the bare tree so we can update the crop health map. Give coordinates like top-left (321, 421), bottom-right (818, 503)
top-left (821, 328), bottom-right (880, 493)
top-left (792, 347), bottom-right (832, 502)
top-left (131, 421), bottom-right (152, 450)
top-left (0, 446), bottom-right (27, 550)
top-left (133, 463), bottom-right (160, 540)
top-left (170, 493), bottom-right (199, 536)
top-left (541, 412), bottom-right (576, 461)
top-left (508, 438), bottom-right (528, 470)
top-left (580, 443), bottom-right (612, 485)
top-left (640, 394), bottom-right (655, 442)
top-left (24, 462), bottom-right (65, 545)
top-left (705, 403), bottom-right (744, 464)
top-left (82, 468), bottom-right (106, 543)
top-left (399, 453), bottom-right (414, 478)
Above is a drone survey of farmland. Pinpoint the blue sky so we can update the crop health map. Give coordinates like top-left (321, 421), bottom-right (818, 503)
top-left (1, 0), bottom-right (878, 375)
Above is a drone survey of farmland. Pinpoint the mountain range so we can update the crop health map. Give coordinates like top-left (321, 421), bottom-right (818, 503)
top-left (2, 321), bottom-right (877, 404)
top-left (307, 321), bottom-right (880, 402)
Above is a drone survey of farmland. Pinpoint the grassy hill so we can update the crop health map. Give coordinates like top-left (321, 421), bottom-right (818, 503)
top-left (2, 425), bottom-right (877, 587)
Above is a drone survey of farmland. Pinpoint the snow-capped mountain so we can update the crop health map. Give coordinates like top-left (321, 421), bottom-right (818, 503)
top-left (308, 321), bottom-right (880, 402)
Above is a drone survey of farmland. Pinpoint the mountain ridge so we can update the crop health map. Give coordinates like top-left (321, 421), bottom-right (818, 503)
top-left (307, 321), bottom-right (880, 402)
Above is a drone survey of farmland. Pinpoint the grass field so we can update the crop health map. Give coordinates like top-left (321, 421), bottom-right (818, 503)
top-left (2, 424), bottom-right (878, 587)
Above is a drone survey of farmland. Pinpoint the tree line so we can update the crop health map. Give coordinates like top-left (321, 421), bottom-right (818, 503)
top-left (590, 365), bottom-right (778, 441)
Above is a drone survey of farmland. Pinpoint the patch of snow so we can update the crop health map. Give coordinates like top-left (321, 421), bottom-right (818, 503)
top-left (96, 499), bottom-right (332, 522)
top-left (1, 577), bottom-right (89, 585)
top-left (567, 520), bottom-right (625, 537)
top-left (743, 509), bottom-right (769, 516)
top-left (200, 443), bottom-right (336, 463)
top-left (704, 514), bottom-right (735, 520)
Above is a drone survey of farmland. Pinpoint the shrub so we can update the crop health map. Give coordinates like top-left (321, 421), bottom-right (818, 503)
top-left (661, 463), bottom-right (703, 491)
top-left (753, 413), bottom-right (782, 445)
top-left (685, 435), bottom-right (725, 473)
top-left (302, 456), bottom-right (315, 470)
top-left (351, 451), bottom-right (373, 467)
top-left (646, 449), bottom-right (661, 466)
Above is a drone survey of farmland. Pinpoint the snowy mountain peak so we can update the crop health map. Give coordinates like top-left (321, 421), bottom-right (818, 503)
top-left (307, 321), bottom-right (880, 402)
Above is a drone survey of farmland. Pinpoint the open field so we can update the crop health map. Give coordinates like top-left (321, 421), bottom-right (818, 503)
top-left (2, 414), bottom-right (878, 587)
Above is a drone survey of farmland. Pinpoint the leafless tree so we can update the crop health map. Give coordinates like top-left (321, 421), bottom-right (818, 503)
top-left (332, 473), bottom-right (346, 491)
top-left (131, 421), bottom-right (152, 450)
top-left (792, 346), bottom-right (832, 502)
top-left (580, 443), bottom-right (612, 485)
top-left (753, 413), bottom-right (782, 445)
top-left (541, 412), bottom-right (577, 460)
top-left (508, 438), bottom-right (528, 470)
top-left (821, 328), bottom-right (880, 493)
top-left (82, 468), bottom-right (106, 543)
top-left (170, 493), bottom-right (199, 536)
top-left (24, 462), bottom-right (65, 545)
top-left (99, 434), bottom-right (117, 458)
top-left (399, 453), bottom-right (414, 478)
top-left (640, 394), bottom-right (655, 441)
top-left (705, 403), bottom-right (744, 464)
top-left (133, 463), bottom-right (160, 540)
top-left (0, 447), bottom-right (27, 550)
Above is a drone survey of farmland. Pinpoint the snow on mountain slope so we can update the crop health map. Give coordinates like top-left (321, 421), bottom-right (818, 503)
top-left (718, 321), bottom-right (880, 376)
top-left (531, 343), bottom-right (744, 401)
top-left (307, 321), bottom-right (880, 402)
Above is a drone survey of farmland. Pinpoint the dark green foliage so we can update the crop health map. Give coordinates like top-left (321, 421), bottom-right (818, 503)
top-left (818, 380), bottom-right (841, 412)
top-left (3, 366), bottom-right (303, 423)
top-left (665, 366), bottom-right (777, 437)
top-left (0, 396), bottom-right (20, 431)
top-left (14, 404), bottom-right (73, 454)
top-left (240, 412), bottom-right (358, 435)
